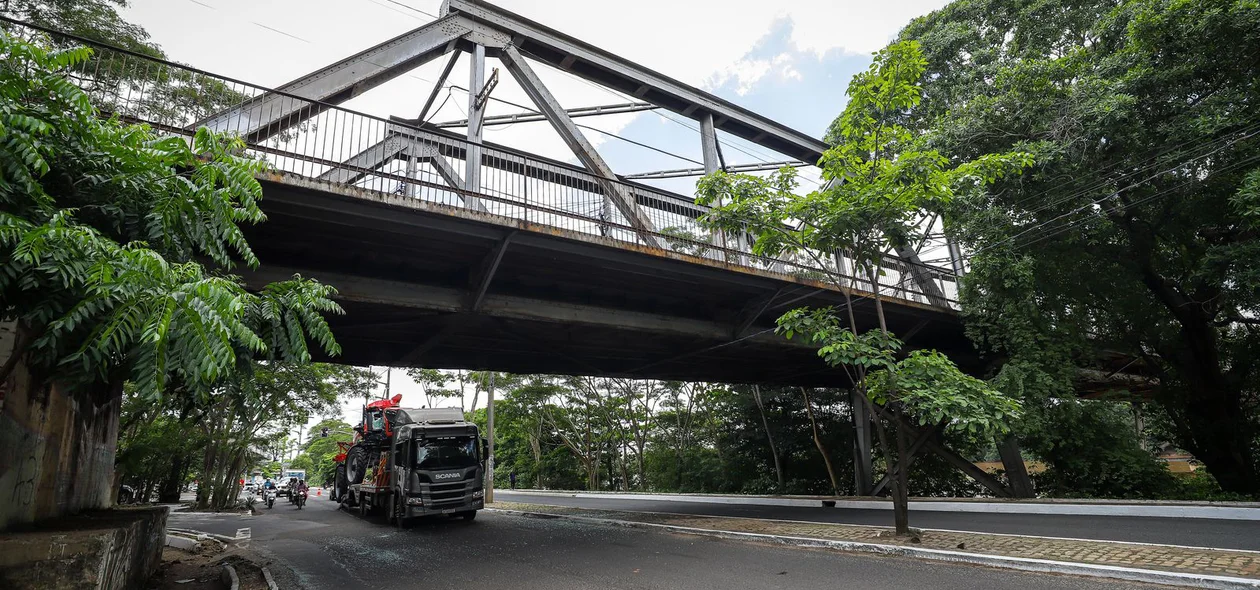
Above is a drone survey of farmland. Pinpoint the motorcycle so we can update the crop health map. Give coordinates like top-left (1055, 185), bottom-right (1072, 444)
top-left (264, 488), bottom-right (277, 509)
top-left (295, 488), bottom-right (308, 510)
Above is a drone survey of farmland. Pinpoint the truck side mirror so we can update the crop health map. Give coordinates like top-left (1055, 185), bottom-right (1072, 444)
top-left (480, 437), bottom-right (488, 463)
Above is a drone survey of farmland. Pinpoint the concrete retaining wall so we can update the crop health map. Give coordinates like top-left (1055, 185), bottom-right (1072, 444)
top-left (0, 505), bottom-right (169, 589)
top-left (0, 321), bottom-right (121, 530)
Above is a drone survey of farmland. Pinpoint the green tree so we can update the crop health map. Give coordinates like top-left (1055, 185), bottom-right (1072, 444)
top-left (900, 0), bottom-right (1260, 494)
top-left (2, 1), bottom-right (249, 126)
top-left (195, 363), bottom-right (371, 509)
top-left (292, 418), bottom-right (356, 486)
top-left (0, 35), bottom-right (343, 404)
top-left (1, 34), bottom-right (354, 513)
top-left (699, 40), bottom-right (1027, 533)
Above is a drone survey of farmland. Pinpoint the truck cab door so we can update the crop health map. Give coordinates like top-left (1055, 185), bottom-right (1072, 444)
top-left (392, 440), bottom-right (407, 489)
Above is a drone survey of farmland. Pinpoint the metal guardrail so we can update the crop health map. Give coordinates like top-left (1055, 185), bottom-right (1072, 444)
top-left (26, 23), bottom-right (958, 307)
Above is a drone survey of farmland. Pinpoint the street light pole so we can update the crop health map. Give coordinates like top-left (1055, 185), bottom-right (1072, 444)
top-left (486, 372), bottom-right (496, 504)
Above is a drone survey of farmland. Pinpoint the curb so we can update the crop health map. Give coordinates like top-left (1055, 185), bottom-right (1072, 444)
top-left (167, 527), bottom-right (239, 546)
top-left (489, 508), bottom-right (1260, 590)
top-left (220, 563), bottom-right (240, 590)
top-left (502, 491), bottom-right (1260, 521)
top-left (164, 533), bottom-right (199, 551)
top-left (261, 566), bottom-right (280, 590)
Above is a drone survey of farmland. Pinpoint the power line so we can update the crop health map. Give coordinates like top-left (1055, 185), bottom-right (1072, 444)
top-left (251, 22), bottom-right (311, 44)
top-left (362, 0), bottom-right (426, 20)
top-left (989, 115), bottom-right (1260, 218)
top-left (971, 126), bottom-right (1260, 257)
top-left (547, 65), bottom-right (822, 184)
top-left (378, 0), bottom-right (438, 19)
top-left (1011, 153), bottom-right (1260, 253)
top-left (445, 85), bottom-right (703, 165)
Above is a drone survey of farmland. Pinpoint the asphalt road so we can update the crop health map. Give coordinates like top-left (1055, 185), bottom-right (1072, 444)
top-left (169, 495), bottom-right (1182, 590)
top-left (496, 491), bottom-right (1260, 551)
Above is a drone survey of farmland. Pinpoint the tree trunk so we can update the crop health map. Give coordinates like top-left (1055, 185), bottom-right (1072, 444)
top-left (800, 387), bottom-right (840, 496)
top-left (157, 455), bottom-right (186, 503)
top-left (1174, 396), bottom-right (1259, 494)
top-left (752, 385), bottom-right (785, 492)
top-left (868, 404), bottom-right (911, 534)
top-left (893, 415), bottom-right (910, 535)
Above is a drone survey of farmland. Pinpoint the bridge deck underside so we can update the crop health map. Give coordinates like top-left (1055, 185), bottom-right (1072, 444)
top-left (242, 177), bottom-right (973, 386)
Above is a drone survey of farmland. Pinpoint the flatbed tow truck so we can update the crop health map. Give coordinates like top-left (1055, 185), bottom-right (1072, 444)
top-left (332, 395), bottom-right (486, 527)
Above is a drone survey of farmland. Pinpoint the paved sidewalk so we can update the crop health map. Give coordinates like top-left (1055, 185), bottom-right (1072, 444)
top-left (494, 501), bottom-right (1260, 580)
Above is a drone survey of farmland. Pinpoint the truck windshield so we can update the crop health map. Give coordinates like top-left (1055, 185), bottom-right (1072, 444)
top-left (414, 437), bottom-right (478, 470)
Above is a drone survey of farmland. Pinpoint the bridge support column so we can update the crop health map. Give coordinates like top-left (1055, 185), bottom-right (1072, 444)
top-left (851, 389), bottom-right (874, 495)
top-left (465, 44), bottom-right (487, 212)
top-left (700, 114), bottom-right (745, 262)
top-left (997, 433), bottom-right (1035, 498)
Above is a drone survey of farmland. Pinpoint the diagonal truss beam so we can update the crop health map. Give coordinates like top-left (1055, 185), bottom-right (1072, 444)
top-left (467, 232), bottom-right (515, 311)
top-left (195, 14), bottom-right (473, 141)
top-left (498, 44), bottom-right (661, 249)
top-left (315, 136), bottom-right (487, 212)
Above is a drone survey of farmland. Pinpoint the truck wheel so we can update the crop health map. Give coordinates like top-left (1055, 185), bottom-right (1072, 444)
top-left (345, 445), bottom-right (368, 485)
top-left (393, 494), bottom-right (413, 530)
top-left (334, 464), bottom-right (347, 502)
top-left (358, 493), bottom-right (368, 517)
top-left (459, 510), bottom-right (477, 522)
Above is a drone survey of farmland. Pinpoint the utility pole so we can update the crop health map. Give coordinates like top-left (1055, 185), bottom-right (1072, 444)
top-left (486, 372), bottom-right (496, 503)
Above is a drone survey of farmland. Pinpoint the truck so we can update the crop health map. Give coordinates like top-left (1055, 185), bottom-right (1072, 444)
top-left (332, 395), bottom-right (485, 527)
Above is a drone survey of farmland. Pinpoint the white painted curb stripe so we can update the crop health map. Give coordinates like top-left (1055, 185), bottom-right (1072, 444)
top-left (490, 508), bottom-right (1260, 590)
top-left (503, 491), bottom-right (1260, 521)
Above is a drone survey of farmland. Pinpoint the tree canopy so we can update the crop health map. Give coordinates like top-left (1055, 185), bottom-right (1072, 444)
top-left (0, 33), bottom-right (342, 402)
top-left (897, 0), bottom-right (1260, 493)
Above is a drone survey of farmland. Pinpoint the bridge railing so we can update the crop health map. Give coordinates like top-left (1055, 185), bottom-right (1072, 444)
top-left (38, 25), bottom-right (958, 307)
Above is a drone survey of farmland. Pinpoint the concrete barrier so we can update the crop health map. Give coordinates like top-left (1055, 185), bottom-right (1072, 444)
top-left (0, 505), bottom-right (168, 590)
top-left (503, 490), bottom-right (1260, 521)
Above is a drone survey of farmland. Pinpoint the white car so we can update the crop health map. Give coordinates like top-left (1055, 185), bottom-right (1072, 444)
top-left (276, 481), bottom-right (290, 497)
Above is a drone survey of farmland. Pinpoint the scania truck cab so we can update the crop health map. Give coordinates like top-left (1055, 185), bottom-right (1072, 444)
top-left (391, 408), bottom-right (485, 521)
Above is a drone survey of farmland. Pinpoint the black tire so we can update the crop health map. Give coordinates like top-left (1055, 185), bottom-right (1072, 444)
top-left (393, 492), bottom-right (412, 529)
top-left (334, 464), bottom-right (348, 503)
top-left (345, 445), bottom-right (368, 486)
top-left (459, 510), bottom-right (477, 522)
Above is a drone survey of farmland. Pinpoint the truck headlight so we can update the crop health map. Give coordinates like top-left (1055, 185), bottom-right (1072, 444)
top-left (472, 490), bottom-right (484, 499)
top-left (406, 497), bottom-right (424, 506)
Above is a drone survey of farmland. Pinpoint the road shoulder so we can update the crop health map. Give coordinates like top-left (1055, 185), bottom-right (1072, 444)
top-left (491, 501), bottom-right (1260, 589)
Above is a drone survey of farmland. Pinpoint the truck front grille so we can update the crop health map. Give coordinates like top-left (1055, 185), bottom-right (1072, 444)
top-left (423, 480), bottom-right (470, 506)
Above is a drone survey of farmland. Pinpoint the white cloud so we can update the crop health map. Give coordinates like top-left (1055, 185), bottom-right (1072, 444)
top-left (708, 58), bottom-right (772, 96)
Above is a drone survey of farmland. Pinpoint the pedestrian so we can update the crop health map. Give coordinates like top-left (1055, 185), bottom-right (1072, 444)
top-left (510, 470), bottom-right (517, 490)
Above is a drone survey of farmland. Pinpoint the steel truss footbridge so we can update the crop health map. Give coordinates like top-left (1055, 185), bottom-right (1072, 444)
top-left (38, 0), bottom-right (975, 386)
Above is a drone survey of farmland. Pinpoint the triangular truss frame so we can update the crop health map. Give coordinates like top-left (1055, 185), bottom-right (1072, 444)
top-left (196, 0), bottom-right (958, 304)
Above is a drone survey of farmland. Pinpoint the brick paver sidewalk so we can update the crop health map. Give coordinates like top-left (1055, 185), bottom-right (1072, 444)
top-left (494, 501), bottom-right (1260, 580)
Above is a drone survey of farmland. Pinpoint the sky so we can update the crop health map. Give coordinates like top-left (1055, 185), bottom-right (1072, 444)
top-left (120, 0), bottom-right (950, 432)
